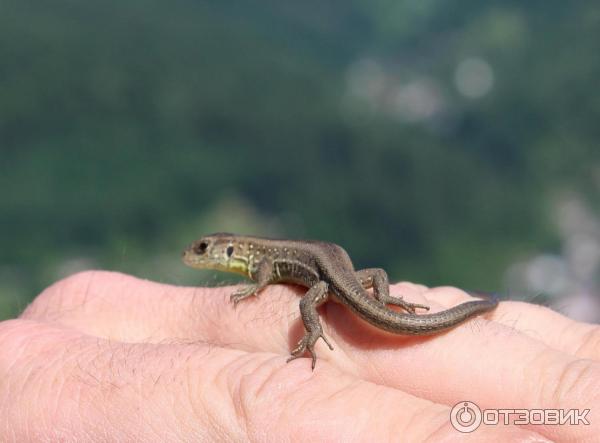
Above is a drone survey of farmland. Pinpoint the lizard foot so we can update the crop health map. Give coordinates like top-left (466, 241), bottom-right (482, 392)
top-left (287, 330), bottom-right (334, 370)
top-left (379, 295), bottom-right (430, 314)
top-left (230, 284), bottom-right (258, 306)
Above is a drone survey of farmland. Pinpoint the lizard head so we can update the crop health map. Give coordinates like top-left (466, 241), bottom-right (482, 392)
top-left (182, 233), bottom-right (250, 276)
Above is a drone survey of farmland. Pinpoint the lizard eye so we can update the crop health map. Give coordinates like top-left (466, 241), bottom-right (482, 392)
top-left (194, 242), bottom-right (208, 255)
top-left (226, 246), bottom-right (234, 257)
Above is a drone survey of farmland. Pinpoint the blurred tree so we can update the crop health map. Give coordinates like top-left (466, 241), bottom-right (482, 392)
top-left (0, 0), bottom-right (598, 319)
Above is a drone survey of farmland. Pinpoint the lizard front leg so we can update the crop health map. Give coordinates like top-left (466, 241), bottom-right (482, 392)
top-left (230, 259), bottom-right (273, 305)
top-left (287, 281), bottom-right (334, 370)
top-left (355, 268), bottom-right (430, 314)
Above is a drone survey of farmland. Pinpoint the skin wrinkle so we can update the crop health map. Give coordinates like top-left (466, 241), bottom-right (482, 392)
top-left (202, 384), bottom-right (237, 441)
top-left (194, 366), bottom-right (217, 426)
top-left (14, 358), bottom-right (31, 442)
top-left (183, 356), bottom-right (214, 440)
top-left (151, 352), bottom-right (184, 439)
top-left (140, 384), bottom-right (175, 443)
top-left (71, 377), bottom-right (85, 438)
top-left (238, 360), bottom-right (314, 438)
top-left (524, 357), bottom-right (599, 442)
top-left (170, 378), bottom-right (196, 443)
top-left (229, 354), bottom-right (279, 439)
top-left (562, 319), bottom-right (587, 355)
top-left (550, 358), bottom-right (597, 408)
top-left (375, 381), bottom-right (443, 439)
top-left (280, 382), bottom-right (322, 434)
top-left (322, 377), bottom-right (363, 404)
top-left (15, 331), bottom-right (73, 438)
top-left (365, 352), bottom-right (386, 385)
top-left (515, 345), bottom-right (599, 439)
top-left (330, 336), bottom-right (358, 378)
top-left (208, 372), bottom-right (243, 439)
top-left (80, 269), bottom-right (95, 311)
top-left (395, 402), bottom-right (437, 441)
top-left (334, 378), bottom-right (398, 437)
top-left (522, 347), bottom-right (564, 407)
top-left (313, 377), bottom-right (417, 440)
top-left (426, 409), bottom-right (464, 442)
top-left (0, 320), bottom-right (31, 376)
top-left (50, 378), bottom-right (71, 440)
top-left (186, 345), bottom-right (253, 440)
top-left (249, 354), bottom-right (292, 402)
top-left (49, 342), bottom-right (83, 431)
top-left (574, 325), bottom-right (600, 358)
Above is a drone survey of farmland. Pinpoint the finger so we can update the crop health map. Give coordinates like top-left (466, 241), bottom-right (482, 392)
top-left (423, 287), bottom-right (600, 361)
top-left (391, 285), bottom-right (600, 361)
top-left (19, 272), bottom-right (452, 359)
top-left (0, 319), bottom-right (545, 442)
top-left (332, 309), bottom-right (600, 441)
top-left (21, 270), bottom-right (269, 344)
top-left (491, 300), bottom-right (600, 360)
top-left (30, 271), bottom-right (598, 362)
top-left (22, 271), bottom-right (308, 361)
top-left (15, 272), bottom-right (541, 375)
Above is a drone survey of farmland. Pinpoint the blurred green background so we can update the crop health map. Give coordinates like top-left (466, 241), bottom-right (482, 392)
top-left (1, 1), bottom-right (599, 321)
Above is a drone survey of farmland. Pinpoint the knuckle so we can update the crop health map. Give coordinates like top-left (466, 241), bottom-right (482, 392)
top-left (21, 270), bottom-right (117, 320)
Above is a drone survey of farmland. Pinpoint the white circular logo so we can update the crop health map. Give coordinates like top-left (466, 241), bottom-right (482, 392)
top-left (450, 401), bottom-right (482, 433)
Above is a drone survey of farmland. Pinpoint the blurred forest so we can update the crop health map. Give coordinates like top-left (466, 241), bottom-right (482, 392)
top-left (1, 1), bottom-right (599, 321)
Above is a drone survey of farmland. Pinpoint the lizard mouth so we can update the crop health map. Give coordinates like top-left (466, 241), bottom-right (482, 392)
top-left (181, 249), bottom-right (197, 266)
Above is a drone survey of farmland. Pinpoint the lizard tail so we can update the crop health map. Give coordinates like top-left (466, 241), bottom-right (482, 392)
top-left (354, 290), bottom-right (499, 335)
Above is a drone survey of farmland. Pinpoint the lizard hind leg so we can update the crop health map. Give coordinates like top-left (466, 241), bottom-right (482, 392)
top-left (355, 268), bottom-right (430, 314)
top-left (287, 281), bottom-right (334, 370)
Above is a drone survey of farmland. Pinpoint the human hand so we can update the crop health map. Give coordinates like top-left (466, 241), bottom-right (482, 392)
top-left (1, 271), bottom-right (598, 441)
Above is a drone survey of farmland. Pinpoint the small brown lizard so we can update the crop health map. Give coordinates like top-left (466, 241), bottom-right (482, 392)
top-left (182, 233), bottom-right (498, 369)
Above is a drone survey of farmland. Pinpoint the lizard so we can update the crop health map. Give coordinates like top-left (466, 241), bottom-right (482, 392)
top-left (182, 233), bottom-right (499, 369)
